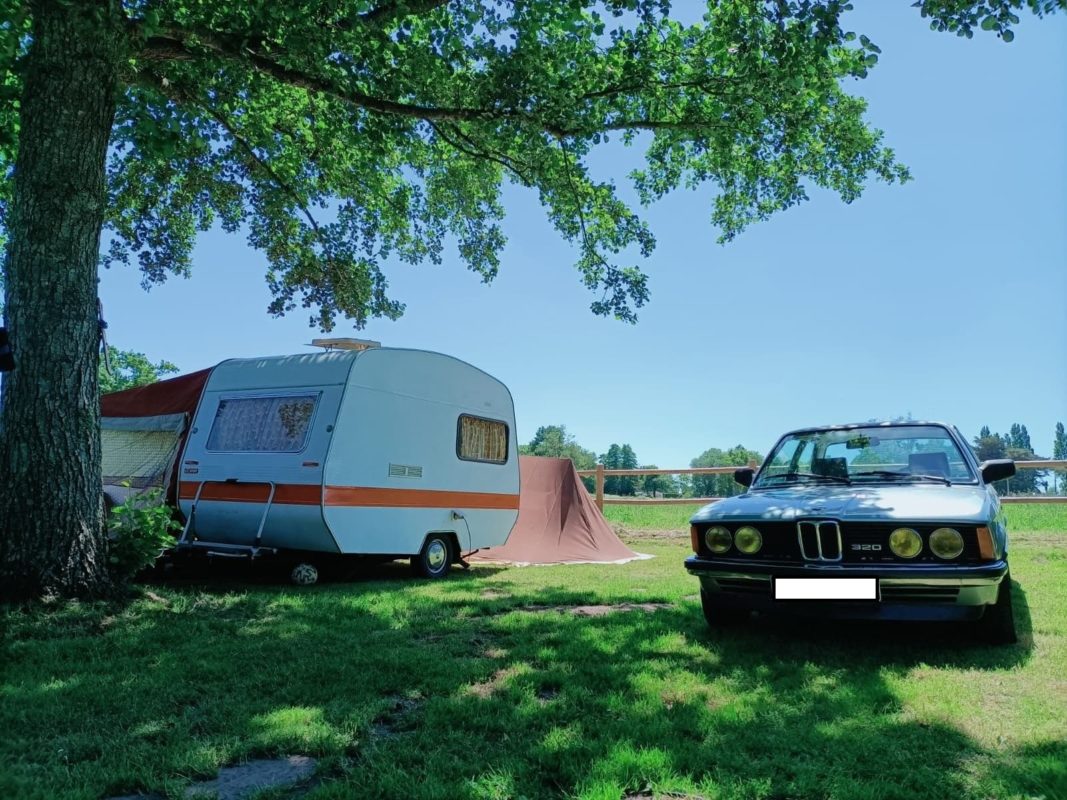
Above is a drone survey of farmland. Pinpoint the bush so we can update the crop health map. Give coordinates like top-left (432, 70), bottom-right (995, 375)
top-left (105, 488), bottom-right (181, 582)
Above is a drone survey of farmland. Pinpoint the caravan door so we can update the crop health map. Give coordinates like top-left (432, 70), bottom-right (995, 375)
top-left (178, 387), bottom-right (342, 552)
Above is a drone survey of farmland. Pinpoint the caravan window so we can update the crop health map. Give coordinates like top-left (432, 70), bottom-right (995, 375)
top-left (206, 394), bottom-right (318, 452)
top-left (457, 415), bottom-right (509, 464)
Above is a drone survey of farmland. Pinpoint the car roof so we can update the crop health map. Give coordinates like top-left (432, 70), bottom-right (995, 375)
top-left (781, 420), bottom-right (957, 437)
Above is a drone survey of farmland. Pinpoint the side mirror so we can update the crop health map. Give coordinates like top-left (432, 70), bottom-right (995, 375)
top-left (980, 459), bottom-right (1015, 484)
top-left (734, 467), bottom-right (755, 488)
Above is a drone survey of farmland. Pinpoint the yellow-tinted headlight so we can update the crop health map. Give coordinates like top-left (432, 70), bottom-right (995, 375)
top-left (929, 527), bottom-right (964, 559)
top-left (705, 526), bottom-right (732, 554)
top-left (889, 528), bottom-right (922, 559)
top-left (734, 526), bottom-right (762, 554)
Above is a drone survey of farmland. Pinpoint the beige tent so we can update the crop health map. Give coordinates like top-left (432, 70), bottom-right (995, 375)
top-left (470, 456), bottom-right (645, 565)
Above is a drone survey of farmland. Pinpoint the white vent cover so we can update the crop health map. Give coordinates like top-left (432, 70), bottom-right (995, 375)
top-left (388, 463), bottom-right (423, 479)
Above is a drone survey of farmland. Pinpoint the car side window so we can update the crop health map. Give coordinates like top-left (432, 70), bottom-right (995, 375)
top-left (765, 438), bottom-right (812, 477)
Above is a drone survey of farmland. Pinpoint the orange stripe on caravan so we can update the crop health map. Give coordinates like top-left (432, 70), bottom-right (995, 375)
top-left (325, 486), bottom-right (520, 510)
top-left (178, 481), bottom-right (519, 510)
top-left (178, 481), bottom-right (321, 505)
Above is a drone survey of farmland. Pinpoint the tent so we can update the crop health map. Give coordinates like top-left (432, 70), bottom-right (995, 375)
top-left (469, 456), bottom-right (644, 565)
top-left (100, 369), bottom-right (211, 507)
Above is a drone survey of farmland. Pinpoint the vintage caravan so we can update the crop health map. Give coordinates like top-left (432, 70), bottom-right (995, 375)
top-left (104, 345), bottom-right (520, 581)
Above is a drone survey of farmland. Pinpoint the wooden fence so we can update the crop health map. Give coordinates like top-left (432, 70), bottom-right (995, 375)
top-left (576, 460), bottom-right (1067, 511)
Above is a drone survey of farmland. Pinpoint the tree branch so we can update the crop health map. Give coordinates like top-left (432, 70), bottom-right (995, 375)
top-left (141, 70), bottom-right (325, 239)
top-left (357, 0), bottom-right (450, 29)
top-left (138, 27), bottom-right (728, 139)
top-left (428, 121), bottom-right (536, 186)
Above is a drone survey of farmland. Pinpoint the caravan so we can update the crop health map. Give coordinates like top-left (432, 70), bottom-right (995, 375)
top-left (102, 344), bottom-right (520, 581)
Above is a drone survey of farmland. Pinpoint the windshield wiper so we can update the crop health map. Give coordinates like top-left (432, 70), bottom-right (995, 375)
top-left (854, 470), bottom-right (951, 485)
top-left (762, 472), bottom-right (850, 485)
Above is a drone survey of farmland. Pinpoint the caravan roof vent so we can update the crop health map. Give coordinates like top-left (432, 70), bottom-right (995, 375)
top-left (309, 338), bottom-right (381, 351)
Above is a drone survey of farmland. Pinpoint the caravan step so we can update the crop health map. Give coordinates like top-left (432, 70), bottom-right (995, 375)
top-left (177, 541), bottom-right (278, 559)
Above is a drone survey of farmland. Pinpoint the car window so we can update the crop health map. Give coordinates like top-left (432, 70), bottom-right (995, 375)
top-left (763, 437), bottom-right (813, 478)
top-left (825, 433), bottom-right (972, 481)
top-left (756, 425), bottom-right (976, 486)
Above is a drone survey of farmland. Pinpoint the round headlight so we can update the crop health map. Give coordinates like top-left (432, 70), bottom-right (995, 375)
top-left (704, 526), bottom-right (732, 554)
top-left (889, 528), bottom-right (922, 559)
top-left (734, 526), bottom-right (762, 554)
top-left (929, 527), bottom-right (964, 559)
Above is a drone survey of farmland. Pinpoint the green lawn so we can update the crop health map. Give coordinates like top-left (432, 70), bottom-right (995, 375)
top-left (2, 509), bottom-right (1065, 800)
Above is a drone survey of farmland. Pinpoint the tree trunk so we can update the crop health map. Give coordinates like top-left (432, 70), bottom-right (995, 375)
top-left (0, 1), bottom-right (124, 600)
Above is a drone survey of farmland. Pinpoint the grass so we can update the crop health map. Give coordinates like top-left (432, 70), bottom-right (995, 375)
top-left (604, 501), bottom-right (1067, 533)
top-left (1, 508), bottom-right (1065, 800)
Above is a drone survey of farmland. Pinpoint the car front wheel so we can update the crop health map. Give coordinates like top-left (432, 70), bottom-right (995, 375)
top-left (977, 571), bottom-right (1017, 645)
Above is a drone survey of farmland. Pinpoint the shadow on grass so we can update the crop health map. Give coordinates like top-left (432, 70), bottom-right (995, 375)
top-left (0, 565), bottom-right (1055, 800)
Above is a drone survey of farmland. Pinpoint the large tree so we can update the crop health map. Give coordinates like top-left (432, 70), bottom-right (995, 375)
top-left (0, 0), bottom-right (1062, 599)
top-left (690, 443), bottom-right (762, 498)
top-left (973, 426), bottom-right (1046, 496)
top-left (519, 423), bottom-right (597, 490)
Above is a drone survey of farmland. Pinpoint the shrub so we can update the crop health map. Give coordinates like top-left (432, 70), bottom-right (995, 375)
top-left (105, 488), bottom-right (180, 582)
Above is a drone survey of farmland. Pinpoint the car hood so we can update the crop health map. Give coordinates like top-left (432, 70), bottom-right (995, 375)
top-left (690, 484), bottom-right (992, 524)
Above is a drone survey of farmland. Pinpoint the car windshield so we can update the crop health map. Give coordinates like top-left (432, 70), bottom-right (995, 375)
top-left (754, 425), bottom-right (976, 488)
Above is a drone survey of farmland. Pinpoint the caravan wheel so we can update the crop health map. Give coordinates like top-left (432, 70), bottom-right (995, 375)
top-left (412, 534), bottom-right (452, 579)
top-left (290, 562), bottom-right (319, 586)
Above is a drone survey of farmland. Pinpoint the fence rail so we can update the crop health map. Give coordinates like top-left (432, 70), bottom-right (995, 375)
top-left (577, 460), bottom-right (1067, 511)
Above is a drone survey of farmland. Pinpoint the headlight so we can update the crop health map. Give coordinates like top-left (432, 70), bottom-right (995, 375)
top-left (889, 528), bottom-right (922, 559)
top-left (734, 526), bottom-right (762, 554)
top-left (704, 526), bottom-right (732, 554)
top-left (929, 527), bottom-right (964, 559)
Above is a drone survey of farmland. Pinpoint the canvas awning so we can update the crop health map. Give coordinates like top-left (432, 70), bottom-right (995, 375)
top-left (101, 369), bottom-right (212, 505)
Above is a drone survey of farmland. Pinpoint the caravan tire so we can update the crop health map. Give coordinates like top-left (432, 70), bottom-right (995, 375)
top-left (290, 562), bottom-right (320, 586)
top-left (412, 534), bottom-right (452, 579)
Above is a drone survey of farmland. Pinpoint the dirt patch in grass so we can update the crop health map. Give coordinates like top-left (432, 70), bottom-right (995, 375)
top-left (620, 528), bottom-right (689, 541)
top-left (479, 588), bottom-right (509, 600)
top-left (520, 602), bottom-right (671, 616)
top-left (537, 686), bottom-right (560, 703)
top-left (467, 666), bottom-right (525, 699)
top-left (370, 695), bottom-right (422, 738)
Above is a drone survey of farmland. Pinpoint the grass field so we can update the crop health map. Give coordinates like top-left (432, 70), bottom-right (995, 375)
top-left (2, 506), bottom-right (1065, 800)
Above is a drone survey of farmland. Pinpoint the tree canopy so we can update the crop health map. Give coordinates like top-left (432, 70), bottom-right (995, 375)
top-left (519, 424), bottom-right (598, 490)
top-left (0, 0), bottom-right (928, 329)
top-left (98, 346), bottom-right (179, 394)
top-left (690, 443), bottom-right (762, 498)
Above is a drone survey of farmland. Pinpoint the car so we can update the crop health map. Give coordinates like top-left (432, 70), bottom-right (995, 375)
top-left (684, 421), bottom-right (1018, 644)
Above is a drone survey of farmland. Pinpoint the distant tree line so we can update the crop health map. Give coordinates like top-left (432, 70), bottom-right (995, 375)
top-left (973, 422), bottom-right (1067, 496)
top-left (518, 424), bottom-right (762, 499)
top-left (520, 420), bottom-right (1067, 498)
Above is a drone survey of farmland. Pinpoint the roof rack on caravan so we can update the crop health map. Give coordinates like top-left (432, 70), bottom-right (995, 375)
top-left (308, 337), bottom-right (381, 351)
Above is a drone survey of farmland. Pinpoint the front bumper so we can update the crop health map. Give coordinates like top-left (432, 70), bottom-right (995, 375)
top-left (684, 556), bottom-right (1009, 621)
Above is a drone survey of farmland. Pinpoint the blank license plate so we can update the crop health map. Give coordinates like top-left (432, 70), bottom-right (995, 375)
top-left (774, 577), bottom-right (878, 601)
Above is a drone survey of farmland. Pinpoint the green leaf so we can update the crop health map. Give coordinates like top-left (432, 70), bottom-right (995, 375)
top-left (1001, 29), bottom-right (1015, 42)
top-left (981, 15), bottom-right (998, 31)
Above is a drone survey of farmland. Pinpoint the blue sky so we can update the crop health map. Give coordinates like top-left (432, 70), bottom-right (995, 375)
top-left (98, 5), bottom-right (1066, 467)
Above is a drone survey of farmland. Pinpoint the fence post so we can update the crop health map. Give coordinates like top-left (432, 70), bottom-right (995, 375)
top-left (595, 463), bottom-right (605, 511)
